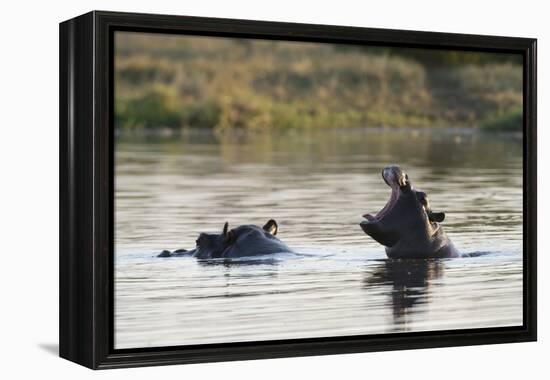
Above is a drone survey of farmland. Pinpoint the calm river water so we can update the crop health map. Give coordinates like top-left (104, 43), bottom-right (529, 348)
top-left (114, 128), bottom-right (523, 349)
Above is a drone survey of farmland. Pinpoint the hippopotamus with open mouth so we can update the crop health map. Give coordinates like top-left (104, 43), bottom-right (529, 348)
top-left (360, 165), bottom-right (459, 259)
top-left (158, 219), bottom-right (294, 259)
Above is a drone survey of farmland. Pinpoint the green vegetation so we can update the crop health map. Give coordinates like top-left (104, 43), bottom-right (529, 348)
top-left (480, 108), bottom-right (523, 131)
top-left (115, 33), bottom-right (523, 131)
top-left (116, 86), bottom-right (182, 129)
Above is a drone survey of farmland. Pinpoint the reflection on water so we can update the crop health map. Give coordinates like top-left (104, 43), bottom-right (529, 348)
top-left (365, 260), bottom-right (445, 327)
top-left (115, 128), bottom-right (523, 349)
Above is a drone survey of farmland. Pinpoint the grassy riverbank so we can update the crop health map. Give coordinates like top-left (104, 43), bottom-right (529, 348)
top-left (115, 33), bottom-right (523, 131)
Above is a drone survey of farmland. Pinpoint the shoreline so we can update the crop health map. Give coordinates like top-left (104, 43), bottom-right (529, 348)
top-left (114, 125), bottom-right (523, 141)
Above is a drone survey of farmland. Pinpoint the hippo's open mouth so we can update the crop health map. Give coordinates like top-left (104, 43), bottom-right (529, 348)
top-left (362, 166), bottom-right (407, 223)
top-left (362, 184), bottom-right (399, 222)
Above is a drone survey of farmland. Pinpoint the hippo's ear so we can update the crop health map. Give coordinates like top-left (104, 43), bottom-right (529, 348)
top-left (222, 222), bottom-right (229, 236)
top-left (263, 219), bottom-right (278, 235)
top-left (428, 211), bottom-right (445, 223)
top-left (222, 222), bottom-right (235, 243)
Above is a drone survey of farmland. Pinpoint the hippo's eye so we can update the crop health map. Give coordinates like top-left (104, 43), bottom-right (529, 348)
top-left (195, 239), bottom-right (200, 247)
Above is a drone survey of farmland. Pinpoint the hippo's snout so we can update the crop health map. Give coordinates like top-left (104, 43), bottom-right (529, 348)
top-left (359, 220), bottom-right (370, 234)
top-left (158, 250), bottom-right (172, 257)
top-left (382, 165), bottom-right (409, 188)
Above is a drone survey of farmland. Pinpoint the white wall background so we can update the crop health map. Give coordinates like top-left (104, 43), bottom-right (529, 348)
top-left (0, 0), bottom-right (546, 378)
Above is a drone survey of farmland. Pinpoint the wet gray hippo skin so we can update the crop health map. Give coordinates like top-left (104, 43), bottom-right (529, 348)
top-left (360, 165), bottom-right (459, 259)
top-left (158, 219), bottom-right (293, 259)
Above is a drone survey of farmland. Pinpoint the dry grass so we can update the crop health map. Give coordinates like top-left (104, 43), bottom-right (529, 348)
top-left (114, 33), bottom-right (523, 131)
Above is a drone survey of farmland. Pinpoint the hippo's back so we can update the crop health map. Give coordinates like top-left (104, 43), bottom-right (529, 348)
top-left (224, 233), bottom-right (293, 258)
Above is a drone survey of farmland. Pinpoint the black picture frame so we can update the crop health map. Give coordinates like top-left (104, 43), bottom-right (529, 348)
top-left (59, 10), bottom-right (537, 369)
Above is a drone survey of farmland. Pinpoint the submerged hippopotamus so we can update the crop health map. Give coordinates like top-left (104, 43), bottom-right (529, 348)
top-left (360, 165), bottom-right (459, 259)
top-left (158, 219), bottom-right (293, 259)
